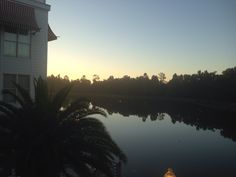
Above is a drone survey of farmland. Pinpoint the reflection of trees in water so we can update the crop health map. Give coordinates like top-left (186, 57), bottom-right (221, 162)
top-left (150, 113), bottom-right (165, 122)
top-left (91, 97), bottom-right (236, 142)
top-left (139, 113), bottom-right (165, 122)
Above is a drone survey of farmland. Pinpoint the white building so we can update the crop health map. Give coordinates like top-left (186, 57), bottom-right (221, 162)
top-left (0, 0), bottom-right (56, 102)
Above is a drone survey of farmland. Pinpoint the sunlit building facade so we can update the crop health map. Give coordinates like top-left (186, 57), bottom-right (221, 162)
top-left (0, 0), bottom-right (56, 102)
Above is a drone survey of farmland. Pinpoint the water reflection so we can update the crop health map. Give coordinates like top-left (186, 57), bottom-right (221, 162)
top-left (91, 97), bottom-right (236, 142)
top-left (91, 97), bottom-right (236, 177)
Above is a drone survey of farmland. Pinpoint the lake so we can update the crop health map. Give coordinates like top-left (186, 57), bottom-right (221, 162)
top-left (92, 97), bottom-right (236, 177)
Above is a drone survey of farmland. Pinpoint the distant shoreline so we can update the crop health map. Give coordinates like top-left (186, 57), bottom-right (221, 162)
top-left (70, 92), bottom-right (236, 113)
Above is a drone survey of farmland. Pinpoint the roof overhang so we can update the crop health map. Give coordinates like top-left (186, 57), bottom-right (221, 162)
top-left (0, 0), bottom-right (39, 31)
top-left (48, 25), bottom-right (57, 42)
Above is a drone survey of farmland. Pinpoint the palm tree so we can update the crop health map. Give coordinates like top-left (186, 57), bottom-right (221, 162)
top-left (0, 78), bottom-right (126, 177)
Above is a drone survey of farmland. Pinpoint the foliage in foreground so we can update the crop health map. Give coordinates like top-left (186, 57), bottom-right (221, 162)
top-left (0, 78), bottom-right (126, 177)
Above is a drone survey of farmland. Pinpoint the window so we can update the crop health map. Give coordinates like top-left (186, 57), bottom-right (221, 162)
top-left (18, 30), bottom-right (31, 58)
top-left (4, 28), bottom-right (17, 57)
top-left (3, 74), bottom-right (17, 103)
top-left (4, 27), bottom-right (31, 58)
top-left (3, 74), bottom-right (30, 103)
top-left (18, 75), bottom-right (30, 93)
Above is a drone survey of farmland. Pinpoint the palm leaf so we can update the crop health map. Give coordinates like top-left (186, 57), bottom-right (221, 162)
top-left (14, 83), bottom-right (33, 108)
top-left (51, 84), bottom-right (72, 113)
top-left (34, 77), bottom-right (50, 110)
top-left (0, 78), bottom-right (127, 177)
top-left (2, 89), bottom-right (24, 107)
top-left (58, 98), bottom-right (90, 121)
top-left (0, 101), bottom-right (19, 120)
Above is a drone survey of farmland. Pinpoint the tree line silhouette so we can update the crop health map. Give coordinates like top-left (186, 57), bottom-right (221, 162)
top-left (91, 96), bottom-right (236, 142)
top-left (47, 66), bottom-right (236, 102)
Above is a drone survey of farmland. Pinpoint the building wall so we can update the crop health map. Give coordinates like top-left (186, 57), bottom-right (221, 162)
top-left (0, 0), bottom-right (51, 99)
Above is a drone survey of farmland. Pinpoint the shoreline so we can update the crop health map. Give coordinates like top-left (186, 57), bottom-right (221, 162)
top-left (70, 92), bottom-right (236, 113)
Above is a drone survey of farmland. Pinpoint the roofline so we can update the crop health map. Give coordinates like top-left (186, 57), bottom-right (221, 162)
top-left (12, 0), bottom-right (50, 11)
top-left (48, 25), bottom-right (57, 42)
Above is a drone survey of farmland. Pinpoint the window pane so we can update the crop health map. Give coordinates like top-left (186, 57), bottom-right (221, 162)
top-left (18, 75), bottom-right (30, 90)
top-left (3, 90), bottom-right (16, 103)
top-left (4, 41), bottom-right (17, 56)
top-left (4, 31), bottom-right (17, 41)
top-left (18, 43), bottom-right (30, 58)
top-left (3, 74), bottom-right (17, 103)
top-left (19, 33), bottom-right (30, 44)
top-left (3, 74), bottom-right (16, 89)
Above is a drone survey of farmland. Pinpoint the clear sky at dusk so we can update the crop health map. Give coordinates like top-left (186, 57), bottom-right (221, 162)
top-left (47, 0), bottom-right (236, 80)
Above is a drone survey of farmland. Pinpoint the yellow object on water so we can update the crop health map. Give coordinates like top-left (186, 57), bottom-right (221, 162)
top-left (164, 168), bottom-right (176, 177)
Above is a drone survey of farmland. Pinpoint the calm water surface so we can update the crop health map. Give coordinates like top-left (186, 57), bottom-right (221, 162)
top-left (95, 109), bottom-right (236, 177)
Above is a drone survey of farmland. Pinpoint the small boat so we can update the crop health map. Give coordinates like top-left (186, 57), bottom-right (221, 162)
top-left (164, 168), bottom-right (176, 177)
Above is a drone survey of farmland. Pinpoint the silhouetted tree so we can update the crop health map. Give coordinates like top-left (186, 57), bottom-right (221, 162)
top-left (47, 66), bottom-right (236, 102)
top-left (158, 72), bottom-right (166, 83)
top-left (0, 78), bottom-right (126, 177)
top-left (151, 75), bottom-right (159, 82)
top-left (64, 75), bottom-right (69, 81)
top-left (93, 74), bottom-right (100, 83)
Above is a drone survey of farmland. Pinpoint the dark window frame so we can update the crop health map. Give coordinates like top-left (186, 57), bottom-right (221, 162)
top-left (3, 74), bottom-right (17, 103)
top-left (3, 73), bottom-right (31, 103)
top-left (3, 27), bottom-right (31, 58)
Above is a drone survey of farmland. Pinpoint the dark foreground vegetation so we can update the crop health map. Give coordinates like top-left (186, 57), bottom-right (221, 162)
top-left (48, 66), bottom-right (236, 103)
top-left (0, 78), bottom-right (126, 177)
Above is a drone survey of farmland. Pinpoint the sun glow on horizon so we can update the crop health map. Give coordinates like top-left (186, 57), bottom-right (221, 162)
top-left (47, 0), bottom-right (236, 81)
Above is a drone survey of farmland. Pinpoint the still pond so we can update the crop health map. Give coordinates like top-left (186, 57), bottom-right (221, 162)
top-left (92, 99), bottom-right (236, 177)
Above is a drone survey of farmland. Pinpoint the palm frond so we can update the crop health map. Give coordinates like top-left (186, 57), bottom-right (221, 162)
top-left (68, 117), bottom-right (127, 163)
top-left (2, 89), bottom-right (24, 107)
top-left (0, 77), bottom-right (127, 177)
top-left (76, 153), bottom-right (114, 177)
top-left (79, 106), bottom-right (107, 118)
top-left (0, 101), bottom-right (19, 119)
top-left (58, 98), bottom-right (90, 121)
top-left (34, 77), bottom-right (50, 109)
top-left (51, 84), bottom-right (72, 113)
top-left (14, 83), bottom-right (33, 108)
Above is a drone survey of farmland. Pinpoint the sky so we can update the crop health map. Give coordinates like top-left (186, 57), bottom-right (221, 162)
top-left (47, 0), bottom-right (236, 80)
